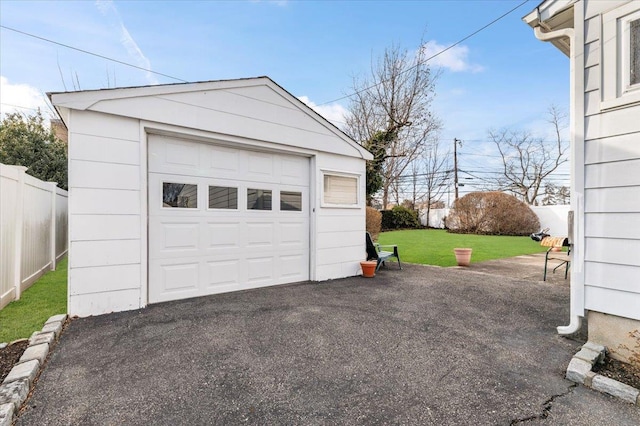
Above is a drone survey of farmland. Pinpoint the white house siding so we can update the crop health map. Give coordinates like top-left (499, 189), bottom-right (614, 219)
top-left (581, 0), bottom-right (640, 321)
top-left (54, 78), bottom-right (371, 316)
top-left (67, 110), bottom-right (143, 316)
top-left (315, 152), bottom-right (367, 281)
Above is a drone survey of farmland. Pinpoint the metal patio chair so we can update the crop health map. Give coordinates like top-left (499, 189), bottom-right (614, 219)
top-left (365, 232), bottom-right (402, 272)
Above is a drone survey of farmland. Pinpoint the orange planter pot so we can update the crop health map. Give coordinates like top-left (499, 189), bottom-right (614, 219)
top-left (453, 248), bottom-right (473, 267)
top-left (360, 261), bottom-right (377, 278)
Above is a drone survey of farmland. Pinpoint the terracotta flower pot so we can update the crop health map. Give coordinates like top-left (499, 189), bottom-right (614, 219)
top-left (360, 260), bottom-right (377, 278)
top-left (453, 248), bottom-right (472, 267)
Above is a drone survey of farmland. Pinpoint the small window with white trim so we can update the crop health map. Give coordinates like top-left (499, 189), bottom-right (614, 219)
top-left (247, 188), bottom-right (272, 210)
top-left (209, 186), bottom-right (237, 209)
top-left (163, 183), bottom-right (197, 208)
top-left (601, 4), bottom-right (640, 109)
top-left (280, 191), bottom-right (302, 211)
top-left (322, 172), bottom-right (359, 207)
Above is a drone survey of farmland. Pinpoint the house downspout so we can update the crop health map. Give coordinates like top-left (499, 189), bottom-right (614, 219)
top-left (532, 23), bottom-right (583, 336)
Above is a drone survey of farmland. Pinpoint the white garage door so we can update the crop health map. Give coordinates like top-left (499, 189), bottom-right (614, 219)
top-left (148, 135), bottom-right (310, 304)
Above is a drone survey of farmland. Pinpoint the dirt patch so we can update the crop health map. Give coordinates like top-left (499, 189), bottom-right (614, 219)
top-left (593, 355), bottom-right (640, 390)
top-left (0, 340), bottom-right (29, 382)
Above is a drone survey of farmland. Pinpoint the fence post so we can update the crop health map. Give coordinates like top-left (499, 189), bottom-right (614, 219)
top-left (49, 182), bottom-right (58, 271)
top-left (13, 166), bottom-right (27, 301)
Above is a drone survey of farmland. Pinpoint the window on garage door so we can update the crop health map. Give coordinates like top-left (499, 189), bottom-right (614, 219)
top-left (247, 188), bottom-right (272, 210)
top-left (163, 182), bottom-right (197, 208)
top-left (209, 185), bottom-right (238, 209)
top-left (280, 191), bottom-right (302, 211)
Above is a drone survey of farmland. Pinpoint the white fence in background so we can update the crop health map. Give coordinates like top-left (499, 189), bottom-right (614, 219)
top-left (420, 208), bottom-right (450, 229)
top-left (529, 205), bottom-right (570, 236)
top-left (421, 205), bottom-right (570, 234)
top-left (0, 164), bottom-right (68, 310)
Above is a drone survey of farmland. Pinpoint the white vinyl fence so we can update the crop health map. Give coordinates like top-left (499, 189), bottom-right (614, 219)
top-left (421, 205), bottom-right (570, 234)
top-left (0, 164), bottom-right (68, 310)
top-left (529, 205), bottom-right (571, 236)
top-left (420, 208), bottom-right (450, 229)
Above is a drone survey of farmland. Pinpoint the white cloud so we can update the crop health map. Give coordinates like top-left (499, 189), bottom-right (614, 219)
top-left (298, 96), bottom-right (347, 129)
top-left (0, 76), bottom-right (51, 118)
top-left (95, 0), bottom-right (158, 85)
top-left (421, 41), bottom-right (484, 73)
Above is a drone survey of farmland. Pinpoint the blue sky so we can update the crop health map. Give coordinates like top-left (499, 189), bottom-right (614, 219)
top-left (0, 0), bottom-right (570, 196)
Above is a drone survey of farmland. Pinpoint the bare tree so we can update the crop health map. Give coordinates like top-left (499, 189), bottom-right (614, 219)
top-left (345, 43), bottom-right (441, 209)
top-left (489, 105), bottom-right (568, 205)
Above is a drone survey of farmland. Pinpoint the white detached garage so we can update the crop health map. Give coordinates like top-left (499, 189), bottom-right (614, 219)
top-left (50, 77), bottom-right (372, 316)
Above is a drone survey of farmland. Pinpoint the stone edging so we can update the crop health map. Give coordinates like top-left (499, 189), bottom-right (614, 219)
top-left (0, 314), bottom-right (68, 426)
top-left (566, 341), bottom-right (640, 405)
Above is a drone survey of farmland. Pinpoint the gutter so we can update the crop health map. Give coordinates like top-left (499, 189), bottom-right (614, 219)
top-left (531, 22), bottom-right (582, 336)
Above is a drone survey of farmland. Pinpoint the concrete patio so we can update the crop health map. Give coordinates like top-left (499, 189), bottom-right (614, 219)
top-left (16, 258), bottom-right (640, 425)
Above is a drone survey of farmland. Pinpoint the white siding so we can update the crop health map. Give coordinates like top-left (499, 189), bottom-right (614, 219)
top-left (585, 213), bottom-right (640, 239)
top-left (581, 0), bottom-right (640, 320)
top-left (315, 153), bottom-right (367, 281)
top-left (87, 87), bottom-right (361, 158)
top-left (68, 289), bottom-right (141, 317)
top-left (56, 79), bottom-right (370, 316)
top-left (585, 286), bottom-right (640, 320)
top-left (67, 110), bottom-right (143, 316)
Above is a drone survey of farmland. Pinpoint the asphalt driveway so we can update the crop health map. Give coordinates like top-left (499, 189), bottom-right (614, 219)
top-left (17, 262), bottom-right (640, 425)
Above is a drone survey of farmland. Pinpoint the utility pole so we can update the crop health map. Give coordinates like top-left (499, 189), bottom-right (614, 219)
top-left (453, 138), bottom-right (462, 200)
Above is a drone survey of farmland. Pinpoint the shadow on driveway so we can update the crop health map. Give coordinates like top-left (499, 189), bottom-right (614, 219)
top-left (17, 261), bottom-right (640, 425)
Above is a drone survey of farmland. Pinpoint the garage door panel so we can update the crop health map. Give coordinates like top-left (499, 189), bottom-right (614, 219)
top-left (148, 259), bottom-right (201, 303)
top-left (162, 262), bottom-right (199, 291)
top-left (165, 140), bottom-right (200, 168)
top-left (149, 219), bottom-right (201, 258)
top-left (279, 222), bottom-right (306, 246)
top-left (247, 152), bottom-right (276, 181)
top-left (246, 222), bottom-right (275, 247)
top-left (162, 223), bottom-right (200, 250)
top-left (206, 259), bottom-right (240, 288)
top-left (206, 222), bottom-right (241, 249)
top-left (148, 135), bottom-right (309, 305)
top-left (247, 257), bottom-right (275, 283)
top-left (210, 146), bottom-right (240, 173)
top-left (281, 157), bottom-right (308, 185)
top-left (280, 254), bottom-right (305, 279)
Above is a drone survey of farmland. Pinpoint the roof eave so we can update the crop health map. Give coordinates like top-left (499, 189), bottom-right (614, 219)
top-left (523, 0), bottom-right (576, 56)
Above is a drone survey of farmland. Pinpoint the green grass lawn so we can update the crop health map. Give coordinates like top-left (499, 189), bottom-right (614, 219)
top-left (0, 257), bottom-right (67, 343)
top-left (377, 229), bottom-right (547, 267)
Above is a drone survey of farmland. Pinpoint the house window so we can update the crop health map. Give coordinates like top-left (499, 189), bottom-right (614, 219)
top-left (323, 173), bottom-right (358, 206)
top-left (163, 183), bottom-right (197, 208)
top-left (247, 189), bottom-right (272, 210)
top-left (601, 5), bottom-right (640, 109)
top-left (631, 18), bottom-right (639, 86)
top-left (281, 191), bottom-right (302, 211)
top-left (209, 186), bottom-right (237, 209)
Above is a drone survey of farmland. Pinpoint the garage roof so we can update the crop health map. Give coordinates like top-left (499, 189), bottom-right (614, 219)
top-left (49, 76), bottom-right (373, 160)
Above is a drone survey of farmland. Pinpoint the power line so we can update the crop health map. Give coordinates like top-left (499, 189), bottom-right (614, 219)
top-left (318, 0), bottom-right (531, 106)
top-left (0, 25), bottom-right (188, 84)
top-left (461, 169), bottom-right (570, 176)
top-left (0, 102), bottom-right (40, 111)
